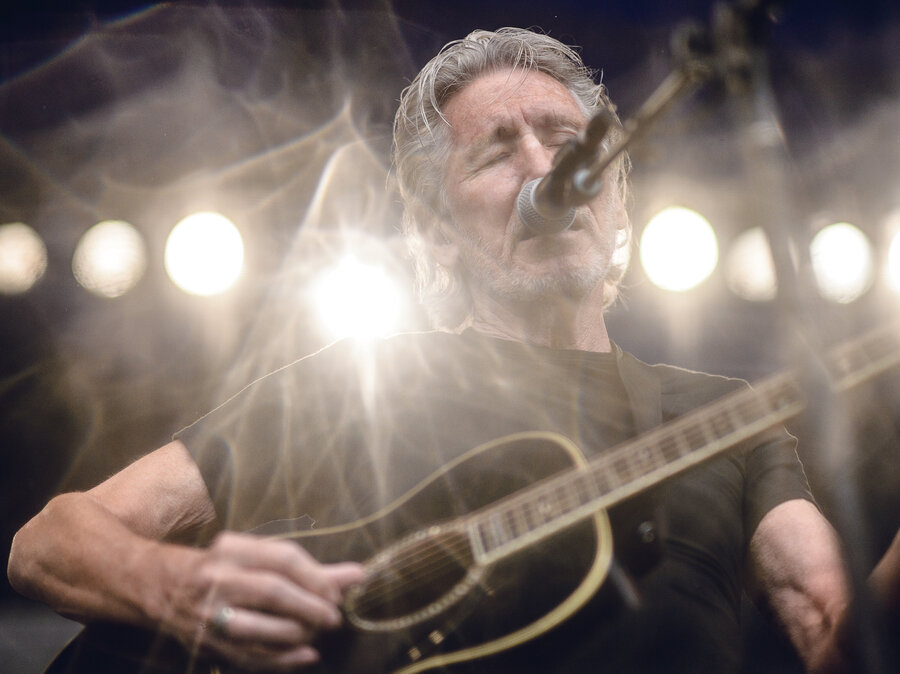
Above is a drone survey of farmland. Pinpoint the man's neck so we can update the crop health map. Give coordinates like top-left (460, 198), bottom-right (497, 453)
top-left (468, 291), bottom-right (611, 353)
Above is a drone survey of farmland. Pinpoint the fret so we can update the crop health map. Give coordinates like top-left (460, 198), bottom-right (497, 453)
top-left (745, 380), bottom-right (797, 429)
top-left (468, 323), bottom-right (897, 568)
top-left (730, 391), bottom-right (768, 427)
top-left (499, 510), bottom-right (516, 543)
top-left (592, 465), bottom-right (612, 494)
top-left (631, 443), bottom-right (658, 473)
top-left (555, 481), bottom-right (577, 514)
top-left (504, 508), bottom-right (521, 540)
top-left (672, 426), bottom-right (693, 457)
top-left (572, 472), bottom-right (597, 503)
top-left (828, 330), bottom-right (899, 392)
top-left (535, 492), bottom-right (555, 526)
top-left (468, 519), bottom-right (488, 561)
top-left (610, 455), bottom-right (630, 483)
top-left (486, 513), bottom-right (506, 550)
top-left (680, 421), bottom-right (709, 451)
top-left (520, 498), bottom-right (537, 532)
top-left (475, 519), bottom-right (494, 553)
top-left (655, 434), bottom-right (683, 462)
top-left (768, 377), bottom-right (803, 412)
top-left (707, 405), bottom-right (736, 439)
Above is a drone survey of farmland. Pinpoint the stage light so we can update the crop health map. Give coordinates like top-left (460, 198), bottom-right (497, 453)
top-left (810, 222), bottom-right (874, 304)
top-left (724, 227), bottom-right (777, 302)
top-left (639, 207), bottom-right (718, 292)
top-left (312, 255), bottom-right (404, 340)
top-left (0, 223), bottom-right (47, 295)
top-left (165, 212), bottom-right (244, 296)
top-left (884, 209), bottom-right (900, 295)
top-left (887, 230), bottom-right (900, 295)
top-left (72, 220), bottom-right (147, 298)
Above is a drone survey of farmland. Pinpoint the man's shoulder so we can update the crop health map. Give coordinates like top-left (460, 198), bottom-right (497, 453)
top-left (617, 346), bottom-right (748, 407)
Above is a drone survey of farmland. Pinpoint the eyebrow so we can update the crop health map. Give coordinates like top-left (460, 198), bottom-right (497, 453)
top-left (463, 112), bottom-right (583, 164)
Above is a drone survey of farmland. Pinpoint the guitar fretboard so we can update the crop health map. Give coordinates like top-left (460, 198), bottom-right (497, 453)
top-left (468, 324), bottom-right (899, 565)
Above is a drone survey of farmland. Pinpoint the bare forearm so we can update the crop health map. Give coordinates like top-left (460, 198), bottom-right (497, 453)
top-left (7, 441), bottom-right (365, 670)
top-left (8, 491), bottom-right (193, 627)
top-left (750, 499), bottom-right (851, 673)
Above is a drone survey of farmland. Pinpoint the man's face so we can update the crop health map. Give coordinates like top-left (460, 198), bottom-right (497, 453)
top-left (440, 68), bottom-right (625, 308)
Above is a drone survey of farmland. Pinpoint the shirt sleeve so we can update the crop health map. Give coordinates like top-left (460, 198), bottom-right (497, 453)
top-left (742, 425), bottom-right (815, 545)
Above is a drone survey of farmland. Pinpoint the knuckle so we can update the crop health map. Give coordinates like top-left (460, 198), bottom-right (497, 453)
top-left (269, 543), bottom-right (298, 569)
top-left (197, 562), bottom-right (227, 587)
top-left (257, 576), bottom-right (287, 605)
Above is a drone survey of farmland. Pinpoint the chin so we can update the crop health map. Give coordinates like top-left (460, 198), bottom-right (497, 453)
top-left (492, 261), bottom-right (609, 303)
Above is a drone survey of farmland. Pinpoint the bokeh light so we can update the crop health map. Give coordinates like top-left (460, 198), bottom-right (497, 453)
top-left (639, 207), bottom-right (719, 292)
top-left (0, 223), bottom-right (48, 295)
top-left (165, 212), bottom-right (244, 296)
top-left (809, 222), bottom-right (874, 303)
top-left (883, 209), bottom-right (900, 295)
top-left (312, 255), bottom-right (405, 340)
top-left (725, 227), bottom-right (777, 302)
top-left (73, 220), bottom-right (147, 298)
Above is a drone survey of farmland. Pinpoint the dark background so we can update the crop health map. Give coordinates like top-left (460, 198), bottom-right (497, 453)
top-left (1, 0), bottom-right (899, 671)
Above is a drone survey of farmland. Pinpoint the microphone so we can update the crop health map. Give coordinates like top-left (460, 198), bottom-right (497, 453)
top-left (516, 109), bottom-right (615, 235)
top-left (516, 178), bottom-right (577, 235)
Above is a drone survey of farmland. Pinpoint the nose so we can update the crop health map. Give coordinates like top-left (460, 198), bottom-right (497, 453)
top-left (518, 134), bottom-right (555, 181)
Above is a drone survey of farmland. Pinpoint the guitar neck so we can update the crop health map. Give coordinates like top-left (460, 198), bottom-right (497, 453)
top-left (468, 323), bottom-right (900, 565)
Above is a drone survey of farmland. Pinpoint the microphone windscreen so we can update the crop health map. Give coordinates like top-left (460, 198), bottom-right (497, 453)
top-left (516, 179), bottom-right (576, 235)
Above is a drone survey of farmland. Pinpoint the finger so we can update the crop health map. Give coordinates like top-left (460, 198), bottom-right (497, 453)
top-left (210, 639), bottom-right (322, 673)
top-left (322, 562), bottom-right (367, 591)
top-left (212, 534), bottom-right (357, 604)
top-left (219, 568), bottom-right (343, 629)
top-left (204, 606), bottom-right (315, 646)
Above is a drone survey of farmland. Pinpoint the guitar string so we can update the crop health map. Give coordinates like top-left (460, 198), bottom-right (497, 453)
top-left (351, 384), bottom-right (793, 613)
top-left (350, 329), bottom-right (897, 615)
top-left (350, 414), bottom-right (733, 613)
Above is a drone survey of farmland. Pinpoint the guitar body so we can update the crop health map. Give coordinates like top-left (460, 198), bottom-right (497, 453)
top-left (48, 433), bottom-right (613, 674)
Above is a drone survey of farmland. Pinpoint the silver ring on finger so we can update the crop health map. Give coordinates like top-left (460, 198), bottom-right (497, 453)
top-left (210, 606), bottom-right (235, 638)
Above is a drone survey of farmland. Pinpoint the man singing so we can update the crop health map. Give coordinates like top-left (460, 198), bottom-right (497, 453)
top-left (10, 27), bottom-right (898, 673)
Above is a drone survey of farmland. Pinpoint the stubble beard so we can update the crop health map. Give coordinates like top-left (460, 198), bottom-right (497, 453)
top-left (461, 233), bottom-right (614, 305)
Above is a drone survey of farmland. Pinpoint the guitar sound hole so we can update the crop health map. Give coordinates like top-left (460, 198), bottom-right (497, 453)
top-left (351, 529), bottom-right (474, 624)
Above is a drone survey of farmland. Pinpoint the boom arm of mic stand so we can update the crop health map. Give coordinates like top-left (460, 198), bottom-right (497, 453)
top-left (532, 111), bottom-right (614, 217)
top-left (569, 60), bottom-right (713, 208)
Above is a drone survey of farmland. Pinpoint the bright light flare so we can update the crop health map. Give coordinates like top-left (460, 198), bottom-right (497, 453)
top-left (725, 227), bottom-right (777, 302)
top-left (640, 207), bottom-right (718, 292)
top-left (810, 222), bottom-right (874, 303)
top-left (884, 210), bottom-right (900, 295)
top-left (0, 222), bottom-right (47, 295)
top-left (72, 220), bottom-right (147, 298)
top-left (165, 212), bottom-right (244, 296)
top-left (313, 256), bottom-right (404, 340)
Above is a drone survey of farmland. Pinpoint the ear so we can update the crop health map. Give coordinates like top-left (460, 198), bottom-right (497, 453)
top-left (430, 236), bottom-right (460, 271)
top-left (422, 217), bottom-right (460, 271)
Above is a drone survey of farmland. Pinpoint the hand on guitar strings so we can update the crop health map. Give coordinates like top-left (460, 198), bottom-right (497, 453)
top-left (161, 531), bottom-right (365, 671)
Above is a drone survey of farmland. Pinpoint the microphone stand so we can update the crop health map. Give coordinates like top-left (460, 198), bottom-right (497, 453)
top-left (524, 17), bottom-right (724, 223)
top-left (713, 2), bottom-right (894, 672)
top-left (588, 0), bottom-right (894, 669)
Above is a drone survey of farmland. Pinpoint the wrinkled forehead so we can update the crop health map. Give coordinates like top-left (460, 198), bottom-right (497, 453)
top-left (442, 68), bottom-right (587, 142)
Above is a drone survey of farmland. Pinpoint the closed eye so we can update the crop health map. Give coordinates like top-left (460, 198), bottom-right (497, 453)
top-left (544, 131), bottom-right (577, 149)
top-left (472, 148), bottom-right (513, 172)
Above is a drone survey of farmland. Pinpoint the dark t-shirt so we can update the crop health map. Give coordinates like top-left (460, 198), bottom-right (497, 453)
top-left (177, 330), bottom-right (812, 673)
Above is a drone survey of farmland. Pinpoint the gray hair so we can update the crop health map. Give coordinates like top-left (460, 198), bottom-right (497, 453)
top-left (393, 27), bottom-right (631, 330)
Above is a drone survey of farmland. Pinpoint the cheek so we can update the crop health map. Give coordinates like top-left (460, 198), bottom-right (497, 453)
top-left (589, 181), bottom-right (626, 224)
top-left (448, 178), bottom-right (510, 224)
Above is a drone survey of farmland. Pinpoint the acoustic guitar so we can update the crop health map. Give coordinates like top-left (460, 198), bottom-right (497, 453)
top-left (48, 323), bottom-right (900, 673)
